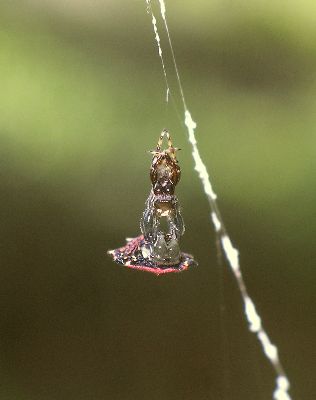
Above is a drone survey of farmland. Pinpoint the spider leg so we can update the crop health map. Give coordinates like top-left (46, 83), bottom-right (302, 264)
top-left (140, 192), bottom-right (159, 241)
top-left (157, 129), bottom-right (172, 151)
top-left (168, 198), bottom-right (185, 238)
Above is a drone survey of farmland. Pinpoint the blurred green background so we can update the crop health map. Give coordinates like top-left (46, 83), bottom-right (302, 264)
top-left (0, 1), bottom-right (315, 399)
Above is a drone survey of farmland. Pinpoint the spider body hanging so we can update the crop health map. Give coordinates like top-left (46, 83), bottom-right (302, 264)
top-left (108, 130), bottom-right (197, 275)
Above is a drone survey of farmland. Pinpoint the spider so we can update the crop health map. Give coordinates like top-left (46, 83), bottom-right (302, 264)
top-left (108, 129), bottom-right (197, 275)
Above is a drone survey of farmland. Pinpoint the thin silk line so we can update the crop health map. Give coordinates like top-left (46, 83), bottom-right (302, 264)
top-left (146, 0), bottom-right (183, 127)
top-left (145, 1), bottom-right (170, 102)
top-left (146, 1), bottom-right (292, 399)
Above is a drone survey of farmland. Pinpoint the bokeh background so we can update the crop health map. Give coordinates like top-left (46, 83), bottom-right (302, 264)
top-left (0, 1), bottom-right (315, 399)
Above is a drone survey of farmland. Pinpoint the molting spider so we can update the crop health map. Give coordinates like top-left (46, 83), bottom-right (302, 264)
top-left (108, 130), bottom-right (197, 275)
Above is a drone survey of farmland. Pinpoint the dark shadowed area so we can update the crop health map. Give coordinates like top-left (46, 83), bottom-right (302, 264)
top-left (0, 1), bottom-right (315, 399)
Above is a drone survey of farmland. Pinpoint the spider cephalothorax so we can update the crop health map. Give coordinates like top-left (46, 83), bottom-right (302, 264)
top-left (108, 129), bottom-right (196, 275)
top-left (150, 129), bottom-right (181, 196)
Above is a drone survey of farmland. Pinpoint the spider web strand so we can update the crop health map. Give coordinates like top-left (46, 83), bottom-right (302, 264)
top-left (146, 0), bottom-right (170, 102)
top-left (145, 1), bottom-right (292, 399)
